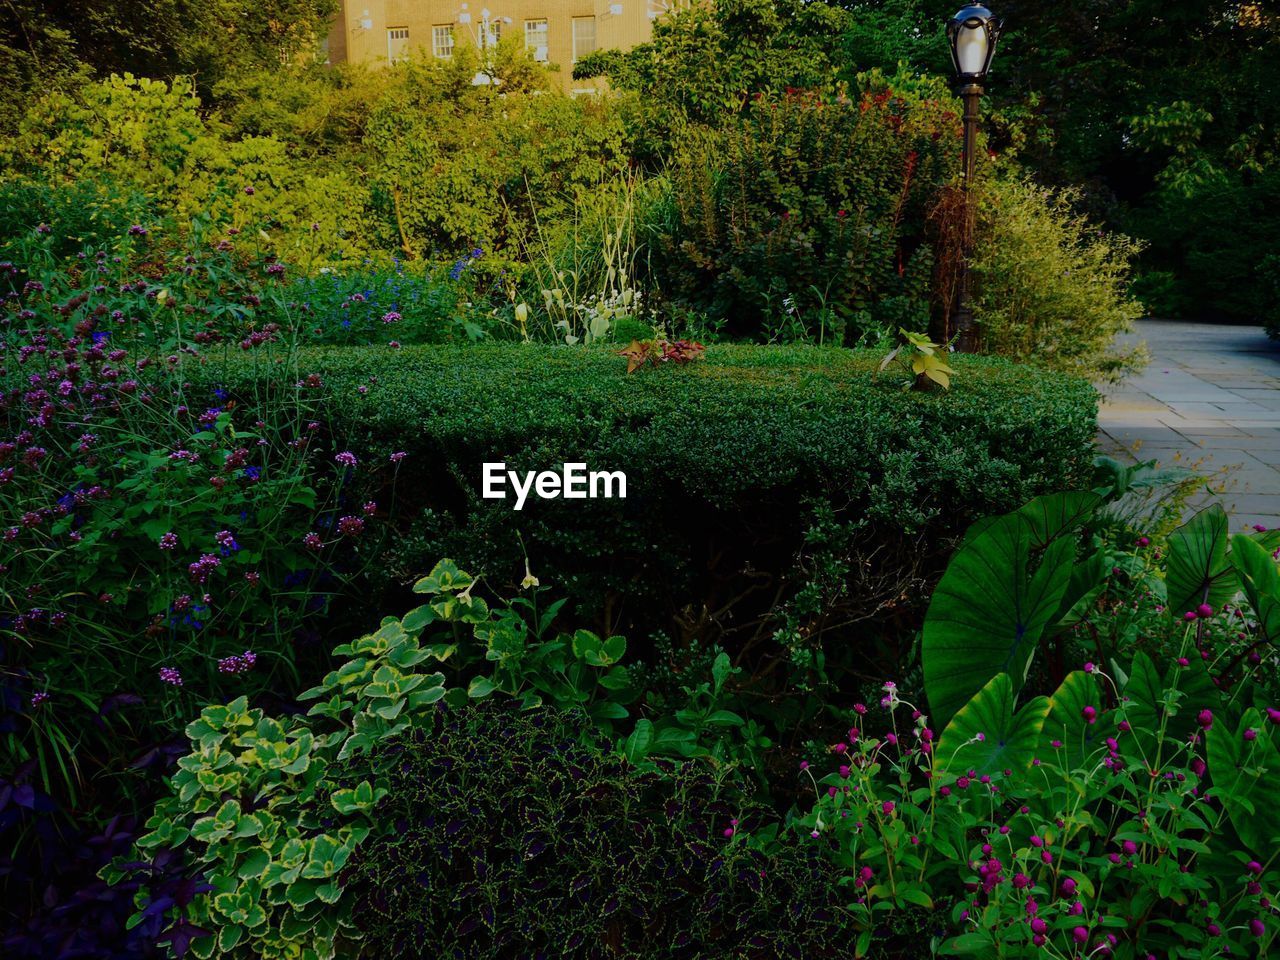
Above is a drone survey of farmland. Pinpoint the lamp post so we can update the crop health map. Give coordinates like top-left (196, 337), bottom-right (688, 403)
top-left (945, 4), bottom-right (1002, 353)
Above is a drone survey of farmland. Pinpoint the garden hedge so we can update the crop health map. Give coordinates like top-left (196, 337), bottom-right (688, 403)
top-left (194, 344), bottom-right (1097, 643)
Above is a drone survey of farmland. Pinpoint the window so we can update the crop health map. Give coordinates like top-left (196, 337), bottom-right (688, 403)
top-left (387, 27), bottom-right (410, 64)
top-left (432, 24), bottom-right (454, 59)
top-left (572, 16), bottom-right (596, 62)
top-left (525, 19), bottom-right (549, 61)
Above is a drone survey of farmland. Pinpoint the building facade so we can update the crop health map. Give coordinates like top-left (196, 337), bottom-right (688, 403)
top-left (325, 1), bottom-right (673, 92)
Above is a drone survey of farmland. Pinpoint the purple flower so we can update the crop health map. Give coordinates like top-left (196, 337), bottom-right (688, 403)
top-left (1197, 709), bottom-right (1214, 730)
top-left (337, 515), bottom-right (365, 537)
top-left (335, 451), bottom-right (358, 468)
top-left (389, 451), bottom-right (407, 463)
top-left (1244, 728), bottom-right (1257, 742)
top-left (218, 650), bottom-right (258, 675)
top-left (187, 554), bottom-right (221, 584)
top-left (30, 691), bottom-right (50, 707)
top-left (303, 532), bottom-right (323, 551)
top-left (1072, 926), bottom-right (1089, 945)
top-left (382, 311), bottom-right (402, 324)
top-left (159, 666), bottom-right (183, 687)
top-left (159, 532), bottom-right (179, 551)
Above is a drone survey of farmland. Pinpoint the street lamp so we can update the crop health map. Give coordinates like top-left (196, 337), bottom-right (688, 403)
top-left (945, 4), bottom-right (1002, 352)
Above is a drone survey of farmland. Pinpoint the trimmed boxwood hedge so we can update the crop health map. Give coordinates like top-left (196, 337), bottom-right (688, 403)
top-left (194, 344), bottom-right (1097, 643)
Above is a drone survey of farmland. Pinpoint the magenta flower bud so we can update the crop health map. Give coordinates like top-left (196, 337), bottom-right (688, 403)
top-left (1136, 536), bottom-right (1150, 547)
top-left (1084, 661), bottom-right (1095, 673)
top-left (839, 765), bottom-right (851, 777)
top-left (1248, 860), bottom-right (1263, 874)
top-left (723, 828), bottom-right (735, 837)
top-left (1082, 705), bottom-right (1097, 724)
top-left (1207, 922), bottom-right (1221, 936)
top-left (881, 801), bottom-right (895, 815)
top-left (1030, 918), bottom-right (1047, 934)
top-left (1245, 728), bottom-right (1258, 741)
top-left (1197, 603), bottom-right (1214, 618)
top-left (1251, 918), bottom-right (1266, 938)
top-left (1184, 610), bottom-right (1198, 621)
top-left (1122, 840), bottom-right (1137, 855)
top-left (1191, 757), bottom-right (1207, 777)
top-left (1061, 877), bottom-right (1076, 896)
top-left (1072, 926), bottom-right (1089, 944)
top-left (1197, 709), bottom-right (1213, 729)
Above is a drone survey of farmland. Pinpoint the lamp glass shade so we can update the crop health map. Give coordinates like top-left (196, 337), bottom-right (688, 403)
top-left (955, 26), bottom-right (988, 76)
top-left (948, 5), bottom-right (1001, 80)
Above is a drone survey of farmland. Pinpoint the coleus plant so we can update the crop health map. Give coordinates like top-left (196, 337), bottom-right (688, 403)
top-left (617, 337), bottom-right (706, 373)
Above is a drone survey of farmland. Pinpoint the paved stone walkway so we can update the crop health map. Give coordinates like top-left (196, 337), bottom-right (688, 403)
top-left (1096, 320), bottom-right (1280, 529)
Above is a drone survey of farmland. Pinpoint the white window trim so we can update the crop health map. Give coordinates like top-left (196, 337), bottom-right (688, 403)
top-left (432, 24), bottom-right (454, 59)
top-left (387, 27), bottom-right (410, 64)
top-left (525, 19), bottom-right (549, 61)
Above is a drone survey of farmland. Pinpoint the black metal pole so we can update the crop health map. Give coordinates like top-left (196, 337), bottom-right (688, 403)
top-left (951, 82), bottom-right (982, 352)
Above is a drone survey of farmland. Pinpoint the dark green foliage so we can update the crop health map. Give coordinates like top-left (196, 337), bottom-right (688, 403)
top-left (647, 86), bottom-right (961, 342)
top-left (339, 699), bottom-right (853, 959)
top-left (194, 343), bottom-right (1097, 637)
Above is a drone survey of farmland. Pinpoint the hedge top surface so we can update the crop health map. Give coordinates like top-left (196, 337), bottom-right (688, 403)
top-left (196, 343), bottom-right (1097, 524)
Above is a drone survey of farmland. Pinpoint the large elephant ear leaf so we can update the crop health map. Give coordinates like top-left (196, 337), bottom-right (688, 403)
top-left (1016, 491), bottom-right (1104, 549)
top-left (1230, 535), bottom-right (1280, 644)
top-left (1166, 504), bottom-right (1235, 618)
top-left (1052, 549), bottom-right (1108, 630)
top-left (1206, 709), bottom-right (1280, 855)
top-left (1041, 670), bottom-right (1113, 775)
top-left (923, 516), bottom-right (1076, 724)
top-left (937, 673), bottom-right (1050, 781)
top-left (1118, 650), bottom-right (1217, 757)
top-left (1117, 651), bottom-right (1163, 758)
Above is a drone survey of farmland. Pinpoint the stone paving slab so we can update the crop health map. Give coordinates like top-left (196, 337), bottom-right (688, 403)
top-left (1096, 320), bottom-right (1280, 530)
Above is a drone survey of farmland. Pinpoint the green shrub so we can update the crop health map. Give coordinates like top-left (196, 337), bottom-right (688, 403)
top-left (2, 74), bottom-right (375, 265)
top-left (971, 178), bottom-right (1148, 382)
top-left (193, 343), bottom-right (1098, 641)
top-left (645, 82), bottom-right (961, 344)
top-left (361, 64), bottom-right (628, 259)
top-left (341, 698), bottom-right (852, 960)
